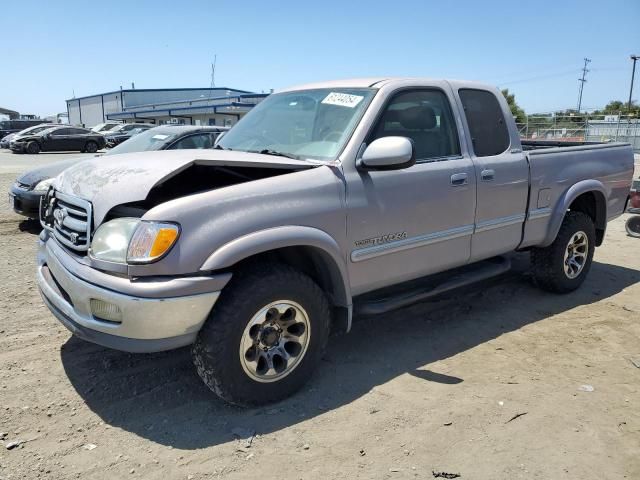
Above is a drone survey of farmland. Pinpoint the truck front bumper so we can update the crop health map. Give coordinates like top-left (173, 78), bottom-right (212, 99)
top-left (37, 235), bottom-right (228, 353)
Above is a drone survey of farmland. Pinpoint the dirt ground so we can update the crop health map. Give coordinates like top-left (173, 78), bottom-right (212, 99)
top-left (1, 152), bottom-right (639, 480)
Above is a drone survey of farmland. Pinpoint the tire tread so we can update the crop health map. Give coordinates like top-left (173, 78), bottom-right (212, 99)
top-left (192, 262), bottom-right (330, 406)
top-left (530, 211), bottom-right (595, 293)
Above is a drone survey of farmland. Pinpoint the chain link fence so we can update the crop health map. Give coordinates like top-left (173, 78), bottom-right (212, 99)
top-left (516, 113), bottom-right (640, 152)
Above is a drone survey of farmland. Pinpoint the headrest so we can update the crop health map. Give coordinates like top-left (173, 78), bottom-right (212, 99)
top-left (382, 105), bottom-right (437, 130)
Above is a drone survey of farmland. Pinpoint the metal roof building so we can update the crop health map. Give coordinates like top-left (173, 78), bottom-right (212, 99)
top-left (66, 87), bottom-right (268, 128)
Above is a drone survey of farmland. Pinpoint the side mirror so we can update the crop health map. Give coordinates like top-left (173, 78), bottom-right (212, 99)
top-left (357, 136), bottom-right (416, 171)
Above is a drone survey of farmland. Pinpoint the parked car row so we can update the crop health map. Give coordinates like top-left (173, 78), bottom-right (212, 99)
top-left (9, 126), bottom-right (107, 154)
top-left (9, 125), bottom-right (228, 218)
top-left (104, 124), bottom-right (154, 148)
top-left (2, 120), bottom-right (222, 153)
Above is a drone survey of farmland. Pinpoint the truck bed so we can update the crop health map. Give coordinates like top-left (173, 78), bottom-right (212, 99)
top-left (518, 141), bottom-right (635, 249)
top-left (521, 139), bottom-right (610, 151)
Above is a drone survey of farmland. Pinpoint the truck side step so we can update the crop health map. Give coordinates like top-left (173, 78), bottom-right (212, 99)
top-left (354, 256), bottom-right (511, 316)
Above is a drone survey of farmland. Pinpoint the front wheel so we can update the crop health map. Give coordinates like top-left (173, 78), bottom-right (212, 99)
top-left (84, 141), bottom-right (98, 153)
top-left (530, 211), bottom-right (596, 293)
top-left (192, 263), bottom-right (331, 406)
top-left (25, 141), bottom-right (40, 154)
top-left (626, 215), bottom-right (640, 238)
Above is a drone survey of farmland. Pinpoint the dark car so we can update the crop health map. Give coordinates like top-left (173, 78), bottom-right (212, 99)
top-left (5, 123), bottom-right (59, 148)
top-left (9, 125), bottom-right (229, 218)
top-left (104, 125), bottom-right (154, 148)
top-left (10, 126), bottom-right (107, 154)
top-left (0, 119), bottom-right (48, 140)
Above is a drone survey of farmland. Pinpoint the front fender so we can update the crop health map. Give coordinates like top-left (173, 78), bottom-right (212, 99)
top-left (542, 179), bottom-right (607, 246)
top-left (199, 225), bottom-right (351, 307)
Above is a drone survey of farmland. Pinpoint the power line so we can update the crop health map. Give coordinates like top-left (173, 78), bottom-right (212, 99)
top-left (576, 57), bottom-right (591, 112)
top-left (497, 68), bottom-right (582, 87)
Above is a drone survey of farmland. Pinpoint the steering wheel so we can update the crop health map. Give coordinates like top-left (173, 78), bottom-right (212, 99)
top-left (248, 133), bottom-right (280, 149)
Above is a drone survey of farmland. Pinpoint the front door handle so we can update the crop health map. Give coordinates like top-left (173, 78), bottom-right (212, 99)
top-left (450, 172), bottom-right (468, 186)
top-left (481, 169), bottom-right (495, 181)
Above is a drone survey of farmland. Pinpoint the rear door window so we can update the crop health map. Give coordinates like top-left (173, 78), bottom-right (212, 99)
top-left (458, 89), bottom-right (510, 157)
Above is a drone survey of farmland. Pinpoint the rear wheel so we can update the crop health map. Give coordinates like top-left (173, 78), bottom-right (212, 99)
top-left (626, 215), bottom-right (640, 238)
top-left (84, 141), bottom-right (98, 153)
top-left (530, 211), bottom-right (595, 293)
top-left (25, 141), bottom-right (40, 154)
top-left (192, 263), bottom-right (331, 406)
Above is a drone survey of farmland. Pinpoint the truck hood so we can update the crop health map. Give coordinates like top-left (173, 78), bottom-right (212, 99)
top-left (54, 148), bottom-right (317, 225)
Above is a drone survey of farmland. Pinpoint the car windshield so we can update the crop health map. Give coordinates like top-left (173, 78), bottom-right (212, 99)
top-left (217, 88), bottom-right (376, 161)
top-left (91, 123), bottom-right (116, 132)
top-left (18, 125), bottom-right (51, 136)
top-left (105, 128), bottom-right (179, 155)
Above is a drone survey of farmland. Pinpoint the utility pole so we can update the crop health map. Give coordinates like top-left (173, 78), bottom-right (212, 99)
top-left (577, 57), bottom-right (591, 112)
top-left (628, 54), bottom-right (638, 112)
top-left (210, 54), bottom-right (217, 88)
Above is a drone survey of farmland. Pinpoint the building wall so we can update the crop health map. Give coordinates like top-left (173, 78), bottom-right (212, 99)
top-left (103, 93), bottom-right (122, 120)
top-left (77, 96), bottom-right (103, 127)
top-left (121, 89), bottom-right (244, 109)
top-left (66, 89), bottom-right (259, 128)
top-left (67, 100), bottom-right (81, 126)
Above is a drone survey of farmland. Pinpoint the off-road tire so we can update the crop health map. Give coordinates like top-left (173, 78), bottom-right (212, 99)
top-left (84, 141), bottom-right (98, 153)
top-left (530, 211), bottom-right (595, 293)
top-left (25, 141), bottom-right (40, 154)
top-left (192, 262), bottom-right (331, 406)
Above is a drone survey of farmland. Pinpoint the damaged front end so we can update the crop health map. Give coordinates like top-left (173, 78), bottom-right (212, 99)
top-left (102, 161), bottom-right (308, 221)
top-left (53, 148), bottom-right (317, 229)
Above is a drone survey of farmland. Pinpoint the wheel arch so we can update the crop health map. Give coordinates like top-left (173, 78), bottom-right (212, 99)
top-left (200, 226), bottom-right (352, 331)
top-left (26, 139), bottom-right (42, 152)
top-left (544, 180), bottom-right (607, 247)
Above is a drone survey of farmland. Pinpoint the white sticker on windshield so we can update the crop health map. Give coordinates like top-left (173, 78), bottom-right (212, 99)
top-left (321, 92), bottom-right (364, 108)
top-left (152, 134), bottom-right (169, 140)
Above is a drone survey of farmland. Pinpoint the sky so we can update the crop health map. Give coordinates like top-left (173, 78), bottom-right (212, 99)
top-left (2, 0), bottom-right (639, 117)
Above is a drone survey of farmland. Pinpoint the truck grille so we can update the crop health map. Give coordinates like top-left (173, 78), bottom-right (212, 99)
top-left (40, 189), bottom-right (92, 252)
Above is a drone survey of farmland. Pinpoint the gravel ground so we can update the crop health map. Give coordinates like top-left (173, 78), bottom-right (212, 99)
top-left (0, 150), bottom-right (639, 480)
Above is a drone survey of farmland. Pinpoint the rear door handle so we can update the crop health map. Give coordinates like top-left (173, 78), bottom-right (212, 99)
top-left (481, 169), bottom-right (495, 181)
top-left (450, 173), bottom-right (468, 186)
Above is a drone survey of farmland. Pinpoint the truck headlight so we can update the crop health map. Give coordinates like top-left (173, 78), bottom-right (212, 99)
top-left (33, 178), bottom-right (54, 192)
top-left (89, 218), bottom-right (179, 264)
top-left (127, 221), bottom-right (180, 264)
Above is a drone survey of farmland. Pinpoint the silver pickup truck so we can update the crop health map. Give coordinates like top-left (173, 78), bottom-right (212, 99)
top-left (37, 78), bottom-right (634, 406)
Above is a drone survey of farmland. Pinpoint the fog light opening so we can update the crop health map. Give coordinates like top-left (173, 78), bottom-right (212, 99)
top-left (90, 299), bottom-right (123, 323)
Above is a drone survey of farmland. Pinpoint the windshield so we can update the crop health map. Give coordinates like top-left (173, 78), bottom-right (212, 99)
top-left (91, 123), bottom-right (117, 132)
top-left (218, 88), bottom-right (376, 161)
top-left (105, 128), bottom-right (179, 155)
top-left (18, 125), bottom-right (52, 136)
